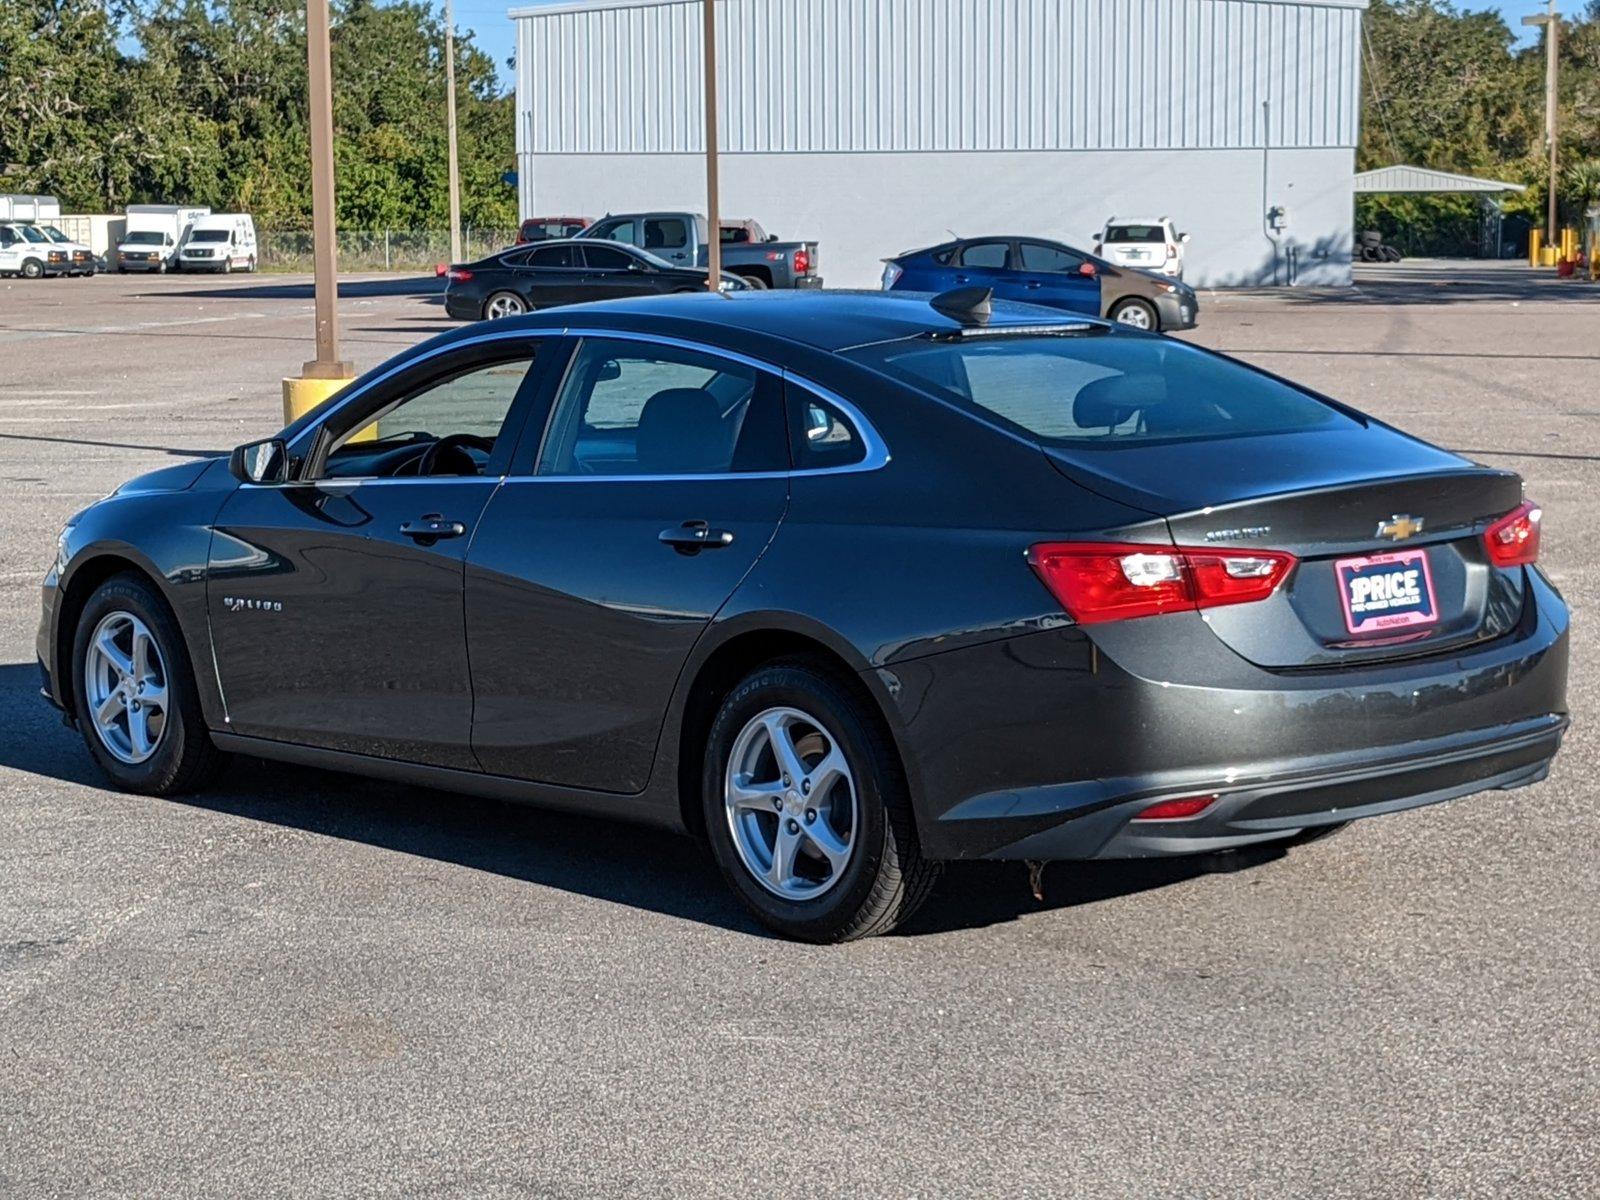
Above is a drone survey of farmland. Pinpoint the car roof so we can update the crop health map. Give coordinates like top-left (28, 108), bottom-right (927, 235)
top-left (436, 289), bottom-right (1114, 354)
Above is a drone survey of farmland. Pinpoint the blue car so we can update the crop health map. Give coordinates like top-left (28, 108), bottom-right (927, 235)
top-left (881, 236), bottom-right (1199, 332)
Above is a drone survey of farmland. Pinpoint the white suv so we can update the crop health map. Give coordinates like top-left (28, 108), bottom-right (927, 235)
top-left (1095, 217), bottom-right (1189, 279)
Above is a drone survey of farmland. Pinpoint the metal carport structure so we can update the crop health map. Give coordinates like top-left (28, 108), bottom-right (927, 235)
top-left (1354, 165), bottom-right (1528, 257)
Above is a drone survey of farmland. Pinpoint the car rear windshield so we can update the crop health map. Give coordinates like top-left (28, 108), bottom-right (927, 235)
top-left (843, 334), bottom-right (1357, 447)
top-left (1105, 225), bottom-right (1165, 243)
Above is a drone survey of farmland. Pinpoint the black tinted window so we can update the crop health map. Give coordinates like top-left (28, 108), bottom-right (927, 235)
top-left (642, 217), bottom-right (689, 250)
top-left (1019, 242), bottom-right (1087, 273)
top-left (957, 241), bottom-right (1010, 269)
top-left (581, 245), bottom-right (635, 271)
top-left (788, 385), bottom-right (866, 470)
top-left (538, 339), bottom-right (787, 476)
top-left (1105, 225), bottom-right (1165, 244)
top-left (844, 336), bottom-right (1354, 447)
top-left (529, 244), bottom-right (578, 268)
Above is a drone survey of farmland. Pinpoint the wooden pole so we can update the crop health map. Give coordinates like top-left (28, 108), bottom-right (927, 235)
top-left (303, 0), bottom-right (351, 378)
top-left (445, 0), bottom-right (463, 265)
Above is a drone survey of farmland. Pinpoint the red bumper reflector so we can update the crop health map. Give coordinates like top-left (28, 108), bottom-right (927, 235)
top-left (1484, 499), bottom-right (1542, 567)
top-left (1131, 795), bottom-right (1218, 821)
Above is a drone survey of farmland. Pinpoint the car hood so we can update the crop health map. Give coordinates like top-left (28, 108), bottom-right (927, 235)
top-left (113, 457), bottom-right (225, 497)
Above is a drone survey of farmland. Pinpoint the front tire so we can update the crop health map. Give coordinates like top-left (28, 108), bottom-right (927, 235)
top-left (1109, 296), bottom-right (1159, 330)
top-left (70, 572), bottom-right (222, 795)
top-left (21, 258), bottom-right (43, 279)
top-left (702, 662), bottom-right (939, 942)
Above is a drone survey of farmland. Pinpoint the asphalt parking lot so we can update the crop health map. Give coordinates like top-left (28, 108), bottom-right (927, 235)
top-left (2, 263), bottom-right (1596, 1197)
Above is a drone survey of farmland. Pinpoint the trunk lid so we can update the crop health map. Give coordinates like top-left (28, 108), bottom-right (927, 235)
top-left (1043, 431), bottom-right (1529, 668)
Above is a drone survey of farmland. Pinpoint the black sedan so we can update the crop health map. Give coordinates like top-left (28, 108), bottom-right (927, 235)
top-left (39, 290), bottom-right (1568, 941)
top-left (443, 239), bottom-right (746, 320)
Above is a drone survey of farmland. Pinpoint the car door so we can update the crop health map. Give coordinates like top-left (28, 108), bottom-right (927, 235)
top-left (578, 244), bottom-right (658, 302)
top-left (945, 239), bottom-right (1013, 292)
top-left (1009, 240), bottom-right (1102, 315)
top-left (465, 333), bottom-right (790, 792)
top-left (0, 227), bottom-right (19, 274)
top-left (517, 243), bottom-right (589, 307)
top-left (207, 336), bottom-right (551, 767)
top-left (639, 214), bottom-right (694, 267)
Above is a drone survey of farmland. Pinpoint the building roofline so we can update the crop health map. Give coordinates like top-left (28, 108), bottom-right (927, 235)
top-left (511, 0), bottom-right (1367, 18)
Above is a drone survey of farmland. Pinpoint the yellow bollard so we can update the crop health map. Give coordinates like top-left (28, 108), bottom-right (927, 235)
top-left (1529, 229), bottom-right (1543, 267)
top-left (282, 375), bottom-right (348, 425)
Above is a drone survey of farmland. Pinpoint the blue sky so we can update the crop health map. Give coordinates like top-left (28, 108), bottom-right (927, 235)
top-left (460, 0), bottom-right (1555, 93)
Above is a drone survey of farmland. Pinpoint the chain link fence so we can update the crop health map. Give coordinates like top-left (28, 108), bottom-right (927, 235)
top-left (258, 228), bottom-right (519, 272)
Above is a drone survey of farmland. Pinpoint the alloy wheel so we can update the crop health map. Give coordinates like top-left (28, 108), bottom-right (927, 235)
top-left (1113, 301), bottom-right (1155, 330)
top-left (83, 610), bottom-right (169, 765)
top-left (485, 293), bottom-right (527, 319)
top-left (724, 706), bottom-right (858, 900)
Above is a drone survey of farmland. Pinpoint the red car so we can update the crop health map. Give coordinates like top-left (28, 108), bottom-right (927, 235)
top-left (517, 216), bottom-right (593, 244)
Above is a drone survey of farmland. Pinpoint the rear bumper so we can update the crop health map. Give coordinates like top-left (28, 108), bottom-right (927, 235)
top-left (984, 713), bottom-right (1565, 860)
top-left (443, 293), bottom-right (481, 321)
top-left (791, 275), bottom-right (825, 290)
top-left (882, 569), bottom-right (1569, 862)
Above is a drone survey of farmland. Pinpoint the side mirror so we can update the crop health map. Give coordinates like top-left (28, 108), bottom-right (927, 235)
top-left (1180, 232), bottom-right (1192, 244)
top-left (1078, 262), bottom-right (1098, 277)
top-left (595, 359), bottom-right (623, 382)
top-left (230, 437), bottom-right (289, 484)
top-left (766, 234), bottom-right (779, 243)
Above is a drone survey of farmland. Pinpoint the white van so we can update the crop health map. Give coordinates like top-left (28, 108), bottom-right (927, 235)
top-left (0, 221), bottom-right (69, 278)
top-left (178, 213), bottom-right (257, 273)
top-left (117, 205), bottom-right (210, 273)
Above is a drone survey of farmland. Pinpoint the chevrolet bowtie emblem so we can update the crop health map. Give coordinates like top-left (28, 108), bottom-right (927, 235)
top-left (1376, 514), bottom-right (1425, 541)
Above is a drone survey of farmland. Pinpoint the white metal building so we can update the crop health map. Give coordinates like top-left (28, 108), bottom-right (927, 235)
top-left (511, 0), bottom-right (1367, 288)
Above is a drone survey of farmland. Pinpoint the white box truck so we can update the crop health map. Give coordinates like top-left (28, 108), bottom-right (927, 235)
top-left (116, 204), bottom-right (210, 273)
top-left (177, 213), bottom-right (257, 273)
top-left (0, 194), bottom-right (95, 277)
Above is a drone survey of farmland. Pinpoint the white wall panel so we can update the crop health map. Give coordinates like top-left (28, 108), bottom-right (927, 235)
top-left (514, 0), bottom-right (1366, 155)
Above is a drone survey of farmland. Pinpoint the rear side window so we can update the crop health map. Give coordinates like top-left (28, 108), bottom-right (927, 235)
top-left (787, 385), bottom-right (866, 470)
top-left (587, 217), bottom-right (639, 246)
top-left (642, 218), bottom-right (688, 251)
top-left (529, 245), bottom-right (578, 268)
top-left (843, 336), bottom-right (1355, 447)
top-left (538, 338), bottom-right (788, 476)
top-left (957, 241), bottom-right (1010, 269)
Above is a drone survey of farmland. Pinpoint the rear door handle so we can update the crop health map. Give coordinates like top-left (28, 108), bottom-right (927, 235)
top-left (400, 515), bottom-right (467, 545)
top-left (659, 521), bottom-right (734, 554)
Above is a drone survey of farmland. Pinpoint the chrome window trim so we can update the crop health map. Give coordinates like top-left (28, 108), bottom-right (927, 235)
top-left (518, 327), bottom-right (888, 482)
top-left (285, 324), bottom-right (889, 483)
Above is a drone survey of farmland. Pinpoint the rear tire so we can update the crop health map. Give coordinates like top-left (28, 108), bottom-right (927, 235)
top-left (482, 290), bottom-right (527, 320)
top-left (70, 573), bottom-right (223, 796)
top-left (1109, 297), bottom-right (1159, 330)
top-left (736, 273), bottom-right (769, 290)
top-left (702, 662), bottom-right (939, 942)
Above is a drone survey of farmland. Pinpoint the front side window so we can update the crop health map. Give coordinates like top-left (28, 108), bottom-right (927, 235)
top-left (581, 245), bottom-right (635, 271)
top-left (586, 218), bottom-right (639, 246)
top-left (1019, 242), bottom-right (1088, 273)
top-left (844, 335), bottom-right (1354, 448)
top-left (323, 353), bottom-right (538, 478)
top-left (538, 339), bottom-right (787, 477)
top-left (957, 241), bottom-right (1010, 269)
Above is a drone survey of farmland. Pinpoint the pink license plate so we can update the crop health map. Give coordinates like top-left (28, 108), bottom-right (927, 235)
top-left (1335, 548), bottom-right (1438, 635)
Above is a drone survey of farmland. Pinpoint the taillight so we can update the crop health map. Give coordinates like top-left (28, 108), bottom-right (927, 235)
top-left (793, 247), bottom-right (811, 275)
top-left (1484, 500), bottom-right (1542, 567)
top-left (881, 262), bottom-right (903, 290)
top-left (1132, 795), bottom-right (1217, 821)
top-left (1027, 541), bottom-right (1296, 625)
top-left (1166, 244), bottom-right (1178, 259)
top-left (445, 267), bottom-right (472, 283)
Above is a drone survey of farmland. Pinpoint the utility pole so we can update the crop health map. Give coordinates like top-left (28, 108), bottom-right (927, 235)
top-left (1523, 0), bottom-right (1560, 245)
top-left (284, 0), bottom-right (352, 422)
top-left (444, 0), bottom-right (462, 265)
top-left (703, 0), bottom-right (721, 292)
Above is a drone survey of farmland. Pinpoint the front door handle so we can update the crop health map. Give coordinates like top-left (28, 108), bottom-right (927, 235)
top-left (400, 515), bottom-right (467, 545)
top-left (659, 521), bottom-right (735, 554)
top-left (1025, 280), bottom-right (1044, 290)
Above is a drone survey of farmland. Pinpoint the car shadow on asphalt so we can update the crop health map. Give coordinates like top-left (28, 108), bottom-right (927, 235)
top-left (142, 276), bottom-right (445, 302)
top-left (0, 661), bottom-right (1284, 940)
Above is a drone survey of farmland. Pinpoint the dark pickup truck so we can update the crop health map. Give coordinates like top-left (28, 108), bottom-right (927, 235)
top-left (576, 211), bottom-right (822, 290)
